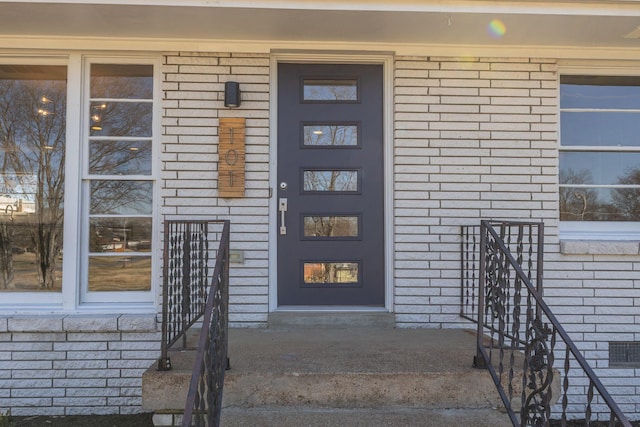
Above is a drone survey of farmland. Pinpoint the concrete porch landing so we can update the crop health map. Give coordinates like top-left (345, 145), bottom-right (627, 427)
top-left (143, 326), bottom-right (510, 426)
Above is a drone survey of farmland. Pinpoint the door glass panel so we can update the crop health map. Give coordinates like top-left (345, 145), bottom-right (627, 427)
top-left (303, 170), bottom-right (358, 192)
top-left (303, 262), bottom-right (359, 284)
top-left (88, 256), bottom-right (151, 291)
top-left (303, 216), bottom-right (359, 238)
top-left (303, 79), bottom-right (358, 101)
top-left (303, 125), bottom-right (358, 146)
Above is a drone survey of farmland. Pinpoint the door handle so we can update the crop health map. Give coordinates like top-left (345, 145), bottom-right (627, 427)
top-left (279, 198), bottom-right (288, 235)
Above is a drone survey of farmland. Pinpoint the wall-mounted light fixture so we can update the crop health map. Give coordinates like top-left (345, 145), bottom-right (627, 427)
top-left (224, 81), bottom-right (241, 108)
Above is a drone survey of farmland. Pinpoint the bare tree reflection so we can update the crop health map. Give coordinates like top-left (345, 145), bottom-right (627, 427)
top-left (304, 262), bottom-right (358, 284)
top-left (0, 77), bottom-right (65, 289)
top-left (304, 80), bottom-right (357, 101)
top-left (612, 167), bottom-right (640, 221)
top-left (559, 169), bottom-right (600, 221)
top-left (303, 171), bottom-right (357, 192)
top-left (304, 216), bottom-right (358, 237)
top-left (303, 125), bottom-right (357, 146)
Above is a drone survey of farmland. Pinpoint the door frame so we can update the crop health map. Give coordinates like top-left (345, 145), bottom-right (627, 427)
top-left (268, 52), bottom-right (394, 312)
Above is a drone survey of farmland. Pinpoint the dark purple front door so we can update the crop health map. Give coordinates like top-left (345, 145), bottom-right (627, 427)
top-left (277, 63), bottom-right (385, 307)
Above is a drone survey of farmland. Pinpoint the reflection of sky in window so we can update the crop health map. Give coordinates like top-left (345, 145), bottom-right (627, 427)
top-left (561, 112), bottom-right (640, 147)
top-left (90, 64), bottom-right (153, 99)
top-left (303, 80), bottom-right (357, 101)
top-left (560, 80), bottom-right (640, 109)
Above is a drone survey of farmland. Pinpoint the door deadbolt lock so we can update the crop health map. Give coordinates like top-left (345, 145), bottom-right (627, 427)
top-left (279, 182), bottom-right (288, 190)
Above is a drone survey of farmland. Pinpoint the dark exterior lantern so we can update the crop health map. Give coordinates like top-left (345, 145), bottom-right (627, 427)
top-left (224, 81), bottom-right (241, 108)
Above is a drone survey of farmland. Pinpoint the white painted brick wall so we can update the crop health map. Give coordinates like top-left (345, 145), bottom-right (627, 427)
top-left (0, 315), bottom-right (159, 416)
top-left (394, 55), bottom-right (640, 418)
top-left (393, 56), bottom-right (559, 328)
top-left (161, 52), bottom-right (271, 327)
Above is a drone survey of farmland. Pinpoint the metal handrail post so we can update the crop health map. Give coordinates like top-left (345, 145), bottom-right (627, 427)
top-left (535, 222), bottom-right (544, 322)
top-left (474, 221), bottom-right (487, 369)
top-left (158, 220), bottom-right (171, 371)
top-left (181, 223), bottom-right (191, 350)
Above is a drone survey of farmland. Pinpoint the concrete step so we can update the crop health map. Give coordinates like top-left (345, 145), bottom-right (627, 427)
top-left (220, 407), bottom-right (509, 427)
top-left (143, 327), bottom-right (511, 426)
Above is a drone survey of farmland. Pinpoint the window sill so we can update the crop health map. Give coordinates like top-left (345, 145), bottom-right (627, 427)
top-left (0, 313), bottom-right (158, 333)
top-left (560, 240), bottom-right (640, 255)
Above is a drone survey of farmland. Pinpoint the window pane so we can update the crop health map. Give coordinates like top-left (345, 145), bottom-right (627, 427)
top-left (559, 152), bottom-right (640, 186)
top-left (88, 256), bottom-right (151, 291)
top-left (89, 101), bottom-right (152, 137)
top-left (303, 79), bottom-right (357, 101)
top-left (303, 216), bottom-right (359, 238)
top-left (560, 187), bottom-right (640, 222)
top-left (0, 65), bottom-right (66, 292)
top-left (561, 112), bottom-right (640, 147)
top-left (90, 180), bottom-right (153, 215)
top-left (303, 125), bottom-right (358, 146)
top-left (90, 140), bottom-right (152, 175)
top-left (90, 64), bottom-right (153, 99)
top-left (303, 262), bottom-right (359, 284)
top-left (303, 170), bottom-right (358, 192)
top-left (561, 76), bottom-right (640, 109)
top-left (89, 218), bottom-right (152, 253)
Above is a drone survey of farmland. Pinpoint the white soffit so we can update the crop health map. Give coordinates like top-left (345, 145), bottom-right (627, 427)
top-left (0, 0), bottom-right (639, 54)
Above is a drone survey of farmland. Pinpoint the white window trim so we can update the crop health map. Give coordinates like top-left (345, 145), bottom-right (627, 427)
top-left (0, 53), bottom-right (160, 314)
top-left (558, 62), bottom-right (640, 242)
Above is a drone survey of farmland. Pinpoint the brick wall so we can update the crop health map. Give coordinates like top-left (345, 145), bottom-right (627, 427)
top-left (393, 56), bottom-right (558, 328)
top-left (393, 55), bottom-right (640, 417)
top-left (161, 52), bottom-right (271, 327)
top-left (0, 315), bottom-right (158, 416)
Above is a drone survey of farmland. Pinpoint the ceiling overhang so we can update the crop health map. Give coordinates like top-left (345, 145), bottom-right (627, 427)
top-left (0, 1), bottom-right (639, 58)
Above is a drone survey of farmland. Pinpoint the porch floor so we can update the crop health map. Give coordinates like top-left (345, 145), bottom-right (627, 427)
top-left (143, 324), bottom-right (511, 426)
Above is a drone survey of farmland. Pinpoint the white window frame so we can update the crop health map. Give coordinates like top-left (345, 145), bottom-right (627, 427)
top-left (559, 63), bottom-right (640, 241)
top-left (0, 53), bottom-right (160, 313)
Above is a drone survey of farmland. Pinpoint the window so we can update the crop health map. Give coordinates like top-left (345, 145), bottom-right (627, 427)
top-left (0, 65), bottom-right (67, 295)
top-left (559, 76), bottom-right (640, 239)
top-left (0, 56), bottom-right (158, 311)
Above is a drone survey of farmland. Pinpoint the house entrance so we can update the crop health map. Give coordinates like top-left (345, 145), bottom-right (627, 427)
top-left (276, 63), bottom-right (385, 307)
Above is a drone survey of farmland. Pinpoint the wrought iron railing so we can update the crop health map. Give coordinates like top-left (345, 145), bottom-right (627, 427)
top-left (181, 220), bottom-right (230, 427)
top-left (158, 220), bottom-right (229, 371)
top-left (461, 220), bottom-right (631, 427)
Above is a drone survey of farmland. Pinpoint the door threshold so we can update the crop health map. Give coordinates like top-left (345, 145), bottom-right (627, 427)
top-left (268, 310), bottom-right (394, 329)
top-left (275, 306), bottom-right (389, 312)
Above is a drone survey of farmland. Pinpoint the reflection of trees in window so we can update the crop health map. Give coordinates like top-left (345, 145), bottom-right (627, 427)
top-left (0, 75), bottom-right (66, 290)
top-left (303, 80), bottom-right (357, 101)
top-left (612, 168), bottom-right (640, 221)
top-left (90, 181), bottom-right (152, 216)
top-left (304, 216), bottom-right (358, 238)
top-left (304, 262), bottom-right (358, 284)
top-left (303, 125), bottom-right (357, 146)
top-left (87, 63), bottom-right (154, 292)
top-left (560, 167), bottom-right (640, 221)
top-left (559, 169), bottom-right (599, 221)
top-left (303, 171), bottom-right (357, 192)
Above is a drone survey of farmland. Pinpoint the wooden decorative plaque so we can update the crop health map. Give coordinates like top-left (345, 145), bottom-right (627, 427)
top-left (218, 118), bottom-right (246, 198)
